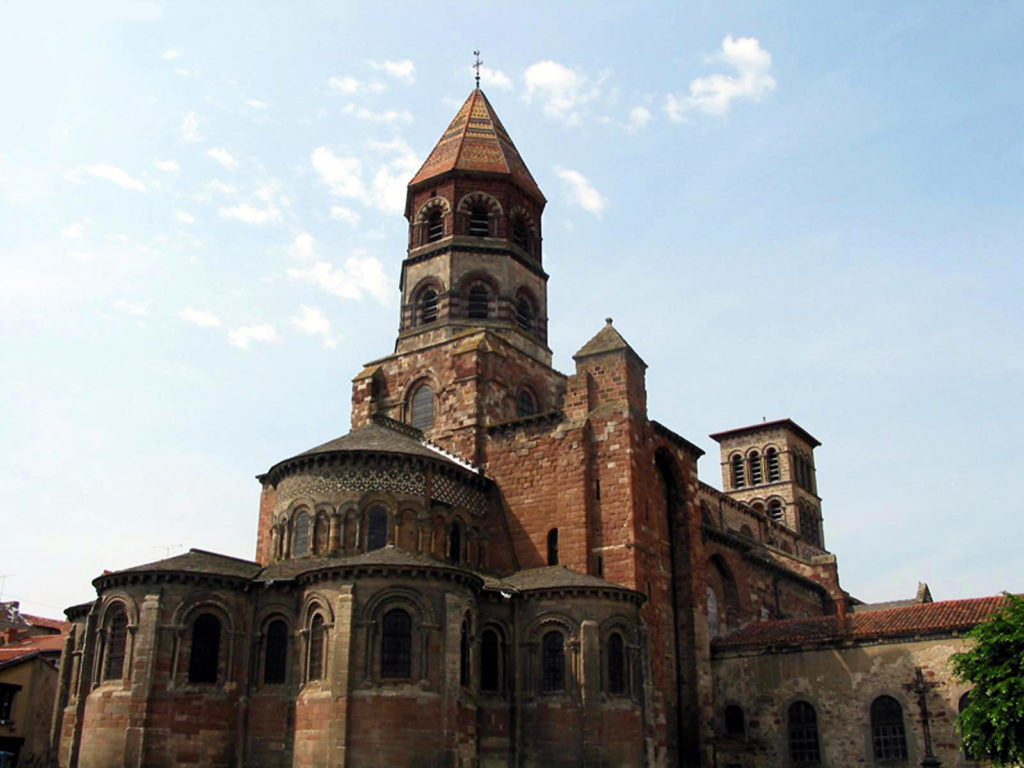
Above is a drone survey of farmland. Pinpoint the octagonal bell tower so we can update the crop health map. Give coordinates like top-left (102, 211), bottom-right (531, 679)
top-left (397, 88), bottom-right (551, 365)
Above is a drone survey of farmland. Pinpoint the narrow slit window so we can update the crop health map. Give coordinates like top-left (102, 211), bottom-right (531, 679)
top-left (292, 511), bottom-right (310, 557)
top-left (187, 613), bottom-right (221, 684)
top-left (264, 619), bottom-right (288, 685)
top-left (480, 628), bottom-right (501, 692)
top-left (607, 632), bottom-right (625, 694)
top-left (459, 619), bottom-right (470, 687)
top-left (449, 522), bottom-right (462, 563)
top-left (308, 614), bottom-right (325, 681)
top-left (381, 609), bottom-right (412, 679)
top-left (547, 528), bottom-right (559, 565)
top-left (366, 507), bottom-right (388, 551)
top-left (103, 607), bottom-right (128, 681)
top-left (541, 631), bottom-right (565, 692)
top-left (725, 704), bottom-right (746, 738)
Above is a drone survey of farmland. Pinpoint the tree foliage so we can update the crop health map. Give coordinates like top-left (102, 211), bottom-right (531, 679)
top-left (952, 593), bottom-right (1024, 766)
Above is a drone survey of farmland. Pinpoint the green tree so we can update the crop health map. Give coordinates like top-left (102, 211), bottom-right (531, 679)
top-left (952, 593), bottom-right (1024, 766)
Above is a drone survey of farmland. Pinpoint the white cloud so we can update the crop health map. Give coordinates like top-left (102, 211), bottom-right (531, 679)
top-left (156, 159), bottom-right (180, 173)
top-left (328, 76), bottom-right (385, 95)
top-left (368, 59), bottom-right (415, 84)
top-left (556, 167), bottom-right (607, 215)
top-left (478, 65), bottom-right (513, 91)
top-left (178, 307), bottom-right (222, 327)
top-left (173, 209), bottom-right (195, 224)
top-left (61, 219), bottom-right (90, 240)
top-left (665, 35), bottom-right (776, 122)
top-left (289, 231), bottom-right (316, 260)
top-left (523, 60), bottom-right (599, 126)
top-left (287, 255), bottom-right (390, 304)
top-left (627, 105), bottom-right (653, 132)
top-left (218, 203), bottom-right (281, 225)
top-left (311, 142), bottom-right (419, 214)
top-left (112, 299), bottom-right (148, 316)
top-left (181, 111), bottom-right (202, 142)
top-left (367, 138), bottom-right (420, 214)
top-left (162, 49), bottom-right (180, 60)
top-left (174, 68), bottom-right (198, 78)
top-left (311, 147), bottom-right (366, 200)
top-left (244, 98), bottom-right (267, 109)
top-left (206, 147), bottom-right (237, 169)
top-left (290, 305), bottom-right (338, 347)
top-left (228, 324), bottom-right (280, 350)
top-left (329, 206), bottom-right (361, 226)
top-left (341, 104), bottom-right (413, 124)
top-left (86, 163), bottom-right (146, 192)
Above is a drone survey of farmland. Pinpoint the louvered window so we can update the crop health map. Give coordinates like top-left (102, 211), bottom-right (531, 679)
top-left (469, 205), bottom-right (489, 236)
top-left (515, 296), bottom-right (534, 331)
top-left (749, 451), bottom-right (763, 485)
top-left (468, 285), bottom-right (489, 319)
top-left (512, 216), bottom-right (529, 249)
top-left (766, 448), bottom-right (780, 481)
top-left (517, 388), bottom-right (537, 418)
top-left (731, 454), bottom-right (745, 488)
top-left (420, 289), bottom-right (438, 324)
top-left (410, 384), bottom-right (434, 429)
top-left (427, 209), bottom-right (443, 241)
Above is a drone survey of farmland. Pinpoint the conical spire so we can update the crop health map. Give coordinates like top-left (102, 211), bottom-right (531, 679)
top-left (409, 89), bottom-right (545, 203)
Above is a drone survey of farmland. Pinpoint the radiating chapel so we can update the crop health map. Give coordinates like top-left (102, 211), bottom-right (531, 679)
top-left (53, 88), bottom-right (1001, 768)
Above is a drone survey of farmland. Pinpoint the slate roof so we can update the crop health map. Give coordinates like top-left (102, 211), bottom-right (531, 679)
top-left (491, 566), bottom-right (642, 599)
top-left (99, 549), bottom-right (263, 581)
top-left (408, 88), bottom-right (545, 202)
top-left (573, 318), bottom-right (646, 366)
top-left (715, 595), bottom-right (1010, 650)
top-left (270, 420), bottom-right (477, 477)
top-left (256, 546), bottom-right (476, 582)
top-left (709, 418), bottom-right (821, 448)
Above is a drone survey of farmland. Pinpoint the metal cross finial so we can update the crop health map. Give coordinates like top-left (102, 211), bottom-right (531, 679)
top-left (473, 50), bottom-right (483, 88)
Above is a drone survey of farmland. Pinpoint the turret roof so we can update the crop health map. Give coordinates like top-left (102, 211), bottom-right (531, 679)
top-left (408, 88), bottom-right (545, 202)
top-left (573, 318), bottom-right (647, 367)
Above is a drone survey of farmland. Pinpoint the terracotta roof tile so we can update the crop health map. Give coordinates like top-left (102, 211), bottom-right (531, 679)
top-left (409, 89), bottom-right (544, 202)
top-left (101, 548), bottom-right (262, 581)
top-left (715, 595), bottom-right (1010, 649)
top-left (22, 613), bottom-right (71, 633)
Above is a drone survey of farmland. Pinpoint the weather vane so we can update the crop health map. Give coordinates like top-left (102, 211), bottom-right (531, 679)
top-left (473, 49), bottom-right (483, 88)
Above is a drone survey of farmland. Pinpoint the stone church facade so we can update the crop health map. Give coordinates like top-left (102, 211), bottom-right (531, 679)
top-left (52, 89), bottom-right (1001, 767)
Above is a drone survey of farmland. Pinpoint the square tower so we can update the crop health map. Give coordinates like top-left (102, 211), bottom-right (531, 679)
top-left (710, 419), bottom-right (825, 550)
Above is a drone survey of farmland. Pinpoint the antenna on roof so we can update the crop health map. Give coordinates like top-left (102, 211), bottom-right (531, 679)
top-left (473, 49), bottom-right (483, 88)
top-left (154, 544), bottom-right (184, 559)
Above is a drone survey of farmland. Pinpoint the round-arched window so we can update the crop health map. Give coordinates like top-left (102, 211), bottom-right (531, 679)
top-left (409, 383), bottom-right (434, 430)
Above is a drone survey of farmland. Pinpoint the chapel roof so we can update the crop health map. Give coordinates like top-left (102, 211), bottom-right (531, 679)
top-left (408, 88), bottom-right (545, 202)
top-left (709, 418), bottom-right (821, 448)
top-left (714, 594), bottom-right (1011, 650)
top-left (97, 548), bottom-right (263, 582)
top-left (255, 545), bottom-right (482, 583)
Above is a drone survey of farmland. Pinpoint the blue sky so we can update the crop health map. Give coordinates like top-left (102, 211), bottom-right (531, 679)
top-left (2, 1), bottom-right (1022, 617)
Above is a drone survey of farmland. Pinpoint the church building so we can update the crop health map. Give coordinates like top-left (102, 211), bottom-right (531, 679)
top-left (52, 88), bottom-right (1000, 768)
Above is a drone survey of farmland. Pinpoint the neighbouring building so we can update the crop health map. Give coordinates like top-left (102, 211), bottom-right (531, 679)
top-left (0, 602), bottom-right (69, 767)
top-left (52, 87), bottom-right (1004, 768)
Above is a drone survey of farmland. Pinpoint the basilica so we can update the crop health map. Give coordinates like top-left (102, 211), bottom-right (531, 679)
top-left (52, 88), bottom-right (999, 768)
